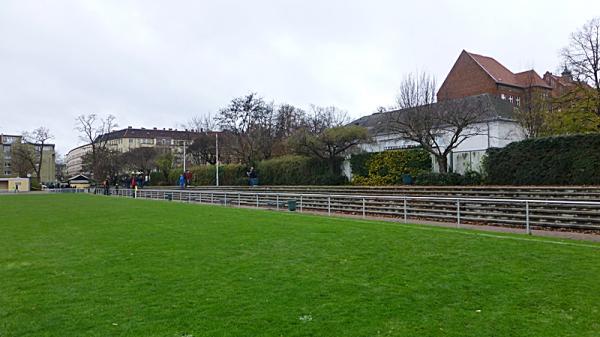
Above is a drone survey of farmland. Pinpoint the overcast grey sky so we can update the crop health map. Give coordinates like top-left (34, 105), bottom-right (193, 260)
top-left (1, 0), bottom-right (599, 155)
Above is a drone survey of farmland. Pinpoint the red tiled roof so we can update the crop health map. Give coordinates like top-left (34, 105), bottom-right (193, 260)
top-left (515, 70), bottom-right (552, 88)
top-left (466, 51), bottom-right (551, 89)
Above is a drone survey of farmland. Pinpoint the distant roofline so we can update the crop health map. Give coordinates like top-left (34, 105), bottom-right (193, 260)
top-left (464, 50), bottom-right (552, 89)
top-left (464, 50), bottom-right (501, 83)
top-left (66, 143), bottom-right (92, 155)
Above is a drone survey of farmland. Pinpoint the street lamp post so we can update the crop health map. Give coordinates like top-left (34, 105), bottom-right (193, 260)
top-left (182, 140), bottom-right (186, 172)
top-left (215, 133), bottom-right (219, 187)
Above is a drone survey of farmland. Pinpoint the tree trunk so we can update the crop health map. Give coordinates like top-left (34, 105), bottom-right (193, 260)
top-left (436, 155), bottom-right (449, 173)
top-left (328, 156), bottom-right (338, 175)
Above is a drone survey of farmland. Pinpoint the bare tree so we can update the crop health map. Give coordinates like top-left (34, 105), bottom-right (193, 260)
top-left (186, 112), bottom-right (218, 132)
top-left (396, 72), bottom-right (437, 109)
top-left (188, 132), bottom-right (218, 165)
top-left (75, 114), bottom-right (118, 178)
top-left (514, 72), bottom-right (550, 138)
top-left (21, 127), bottom-right (54, 181)
top-left (389, 72), bottom-right (485, 173)
top-left (274, 104), bottom-right (306, 139)
top-left (305, 105), bottom-right (349, 134)
top-left (216, 93), bottom-right (276, 165)
top-left (562, 17), bottom-right (600, 116)
top-left (121, 147), bottom-right (158, 175)
top-left (11, 142), bottom-right (36, 178)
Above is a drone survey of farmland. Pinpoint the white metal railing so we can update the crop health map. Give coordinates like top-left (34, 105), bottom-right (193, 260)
top-left (89, 188), bottom-right (600, 234)
top-left (46, 188), bottom-right (88, 194)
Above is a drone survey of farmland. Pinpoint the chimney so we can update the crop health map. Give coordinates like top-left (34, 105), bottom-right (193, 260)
top-left (168, 128), bottom-right (172, 131)
top-left (127, 126), bottom-right (132, 129)
top-left (153, 127), bottom-right (157, 130)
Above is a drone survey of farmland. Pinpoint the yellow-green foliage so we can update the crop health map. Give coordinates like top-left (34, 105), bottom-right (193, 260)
top-left (351, 149), bottom-right (431, 186)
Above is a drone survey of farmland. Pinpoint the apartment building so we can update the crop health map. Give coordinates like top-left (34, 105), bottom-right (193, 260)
top-left (0, 134), bottom-right (56, 182)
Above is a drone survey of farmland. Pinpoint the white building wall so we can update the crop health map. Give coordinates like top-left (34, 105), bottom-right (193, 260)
top-left (348, 119), bottom-right (526, 177)
top-left (66, 144), bottom-right (92, 177)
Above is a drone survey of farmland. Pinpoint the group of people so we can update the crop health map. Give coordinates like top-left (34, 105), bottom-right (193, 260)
top-left (128, 175), bottom-right (149, 189)
top-left (97, 174), bottom-right (150, 195)
top-left (178, 170), bottom-right (193, 189)
top-left (97, 167), bottom-right (258, 192)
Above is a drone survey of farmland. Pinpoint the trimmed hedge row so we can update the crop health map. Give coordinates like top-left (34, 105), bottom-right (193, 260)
top-left (484, 133), bottom-right (600, 185)
top-left (154, 155), bottom-right (347, 186)
top-left (256, 155), bottom-right (347, 185)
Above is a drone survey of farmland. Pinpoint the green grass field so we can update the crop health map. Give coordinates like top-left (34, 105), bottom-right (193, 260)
top-left (1, 194), bottom-right (599, 337)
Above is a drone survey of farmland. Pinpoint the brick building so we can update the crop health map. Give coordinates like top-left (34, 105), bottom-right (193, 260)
top-left (437, 50), bottom-right (552, 106)
top-left (542, 67), bottom-right (578, 98)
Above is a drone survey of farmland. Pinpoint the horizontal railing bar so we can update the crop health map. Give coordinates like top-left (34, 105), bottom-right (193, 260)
top-left (126, 188), bottom-right (600, 206)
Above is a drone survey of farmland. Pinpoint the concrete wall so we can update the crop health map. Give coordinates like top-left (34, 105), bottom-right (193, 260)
top-left (0, 178), bottom-right (30, 191)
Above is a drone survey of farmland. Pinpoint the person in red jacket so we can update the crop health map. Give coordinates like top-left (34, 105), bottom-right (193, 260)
top-left (184, 170), bottom-right (192, 187)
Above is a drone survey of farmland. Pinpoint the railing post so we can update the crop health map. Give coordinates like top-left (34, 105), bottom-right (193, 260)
top-left (276, 194), bottom-right (280, 211)
top-left (456, 199), bottom-right (461, 228)
top-left (238, 193), bottom-right (241, 206)
top-left (362, 198), bottom-right (366, 218)
top-left (300, 195), bottom-right (303, 212)
top-left (199, 192), bottom-right (202, 203)
top-left (256, 193), bottom-right (259, 208)
top-left (526, 201), bottom-right (531, 235)
top-left (211, 192), bottom-right (213, 204)
top-left (403, 197), bottom-right (407, 222)
top-left (328, 196), bottom-right (331, 216)
top-left (224, 192), bottom-right (227, 206)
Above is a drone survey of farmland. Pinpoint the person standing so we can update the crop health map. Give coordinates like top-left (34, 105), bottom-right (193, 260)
top-left (247, 167), bottom-right (258, 186)
top-left (185, 170), bottom-right (192, 187)
top-left (178, 173), bottom-right (186, 189)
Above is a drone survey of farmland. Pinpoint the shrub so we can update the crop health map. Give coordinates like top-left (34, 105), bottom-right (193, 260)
top-left (484, 133), bottom-right (600, 185)
top-left (149, 171), bottom-right (170, 186)
top-left (256, 155), bottom-right (347, 185)
top-left (188, 164), bottom-right (247, 186)
top-left (349, 152), bottom-right (375, 178)
top-left (351, 148), bottom-right (432, 186)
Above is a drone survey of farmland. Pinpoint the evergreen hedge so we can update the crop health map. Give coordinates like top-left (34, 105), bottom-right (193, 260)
top-left (256, 155), bottom-right (347, 185)
top-left (484, 133), bottom-right (600, 185)
top-left (188, 164), bottom-right (247, 186)
top-left (158, 156), bottom-right (347, 186)
top-left (351, 149), bottom-right (432, 185)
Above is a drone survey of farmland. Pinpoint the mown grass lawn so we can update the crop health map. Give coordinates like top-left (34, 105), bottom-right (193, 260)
top-left (1, 194), bottom-right (599, 337)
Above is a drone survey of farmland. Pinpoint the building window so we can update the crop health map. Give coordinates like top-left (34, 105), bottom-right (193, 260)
top-left (509, 95), bottom-right (514, 103)
top-left (501, 94), bottom-right (506, 100)
top-left (516, 97), bottom-right (521, 106)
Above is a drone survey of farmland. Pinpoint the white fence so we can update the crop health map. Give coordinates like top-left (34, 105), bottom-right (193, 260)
top-left (96, 188), bottom-right (600, 234)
